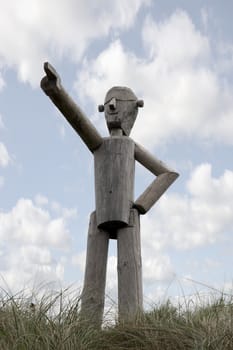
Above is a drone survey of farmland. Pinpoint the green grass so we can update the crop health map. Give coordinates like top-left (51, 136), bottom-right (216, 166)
top-left (0, 289), bottom-right (232, 349)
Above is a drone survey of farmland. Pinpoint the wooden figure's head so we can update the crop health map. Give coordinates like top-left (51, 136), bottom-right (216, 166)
top-left (98, 86), bottom-right (144, 136)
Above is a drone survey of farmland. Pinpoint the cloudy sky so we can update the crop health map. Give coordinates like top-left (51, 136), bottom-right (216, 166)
top-left (0, 0), bottom-right (232, 304)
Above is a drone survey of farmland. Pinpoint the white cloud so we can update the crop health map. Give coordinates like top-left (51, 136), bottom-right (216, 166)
top-left (0, 0), bottom-right (148, 86)
top-left (0, 142), bottom-right (10, 167)
top-left (76, 10), bottom-right (233, 147)
top-left (0, 246), bottom-right (65, 293)
top-left (142, 11), bottom-right (209, 65)
top-left (187, 163), bottom-right (233, 203)
top-left (142, 254), bottom-right (175, 284)
top-left (0, 197), bottom-right (74, 292)
top-left (141, 164), bottom-right (233, 251)
top-left (0, 198), bottom-right (71, 248)
top-left (72, 252), bottom-right (118, 293)
top-left (21, 245), bottom-right (52, 265)
top-left (106, 255), bottom-right (117, 292)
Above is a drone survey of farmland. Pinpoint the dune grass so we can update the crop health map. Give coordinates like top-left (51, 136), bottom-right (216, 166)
top-left (0, 288), bottom-right (232, 349)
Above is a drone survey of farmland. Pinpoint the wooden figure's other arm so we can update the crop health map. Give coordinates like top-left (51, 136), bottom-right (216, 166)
top-left (133, 143), bottom-right (179, 214)
top-left (41, 62), bottom-right (103, 152)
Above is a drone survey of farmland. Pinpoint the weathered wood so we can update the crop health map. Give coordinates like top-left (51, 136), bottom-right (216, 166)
top-left (110, 129), bottom-right (123, 136)
top-left (134, 172), bottom-right (179, 214)
top-left (117, 209), bottom-right (143, 321)
top-left (103, 87), bottom-right (140, 136)
top-left (135, 142), bottom-right (174, 175)
top-left (40, 65), bottom-right (180, 326)
top-left (41, 62), bottom-right (102, 152)
top-left (94, 137), bottom-right (135, 230)
top-left (80, 211), bottom-right (109, 327)
top-left (134, 142), bottom-right (179, 214)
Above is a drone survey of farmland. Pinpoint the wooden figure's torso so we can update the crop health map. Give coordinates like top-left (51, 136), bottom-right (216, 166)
top-left (94, 137), bottom-right (135, 230)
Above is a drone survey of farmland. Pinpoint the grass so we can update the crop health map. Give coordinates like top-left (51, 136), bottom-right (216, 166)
top-left (0, 288), bottom-right (232, 349)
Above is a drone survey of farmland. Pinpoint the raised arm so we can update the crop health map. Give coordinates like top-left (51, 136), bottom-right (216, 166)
top-left (133, 142), bottom-right (179, 214)
top-left (41, 62), bottom-right (103, 152)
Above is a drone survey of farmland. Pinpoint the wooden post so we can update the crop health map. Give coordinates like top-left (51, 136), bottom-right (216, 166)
top-left (94, 137), bottom-right (135, 231)
top-left (117, 209), bottom-right (143, 321)
top-left (80, 212), bottom-right (109, 327)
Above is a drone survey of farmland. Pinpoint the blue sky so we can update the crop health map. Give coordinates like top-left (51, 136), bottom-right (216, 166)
top-left (0, 0), bottom-right (232, 305)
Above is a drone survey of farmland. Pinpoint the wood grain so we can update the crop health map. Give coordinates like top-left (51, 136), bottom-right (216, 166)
top-left (80, 212), bottom-right (109, 327)
top-left (117, 209), bottom-right (143, 321)
top-left (94, 137), bottom-right (135, 230)
top-left (41, 77), bottom-right (103, 152)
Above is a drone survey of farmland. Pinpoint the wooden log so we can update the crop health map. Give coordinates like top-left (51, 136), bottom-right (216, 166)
top-left (135, 142), bottom-right (175, 175)
top-left (117, 209), bottom-right (143, 321)
top-left (94, 137), bottom-right (135, 230)
top-left (41, 62), bottom-right (102, 152)
top-left (80, 211), bottom-right (109, 328)
top-left (134, 172), bottom-right (179, 214)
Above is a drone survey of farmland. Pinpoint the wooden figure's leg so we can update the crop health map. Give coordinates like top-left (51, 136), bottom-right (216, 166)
top-left (117, 208), bottom-right (143, 321)
top-left (80, 211), bottom-right (109, 327)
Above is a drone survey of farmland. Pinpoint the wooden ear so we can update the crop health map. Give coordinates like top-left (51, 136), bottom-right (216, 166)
top-left (98, 105), bottom-right (104, 112)
top-left (136, 100), bottom-right (144, 108)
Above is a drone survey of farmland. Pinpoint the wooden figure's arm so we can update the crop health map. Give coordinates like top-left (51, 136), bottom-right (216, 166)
top-left (41, 62), bottom-right (103, 152)
top-left (133, 143), bottom-right (179, 214)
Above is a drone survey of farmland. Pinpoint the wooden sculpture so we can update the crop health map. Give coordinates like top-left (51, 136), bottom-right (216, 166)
top-left (41, 62), bottom-right (179, 326)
